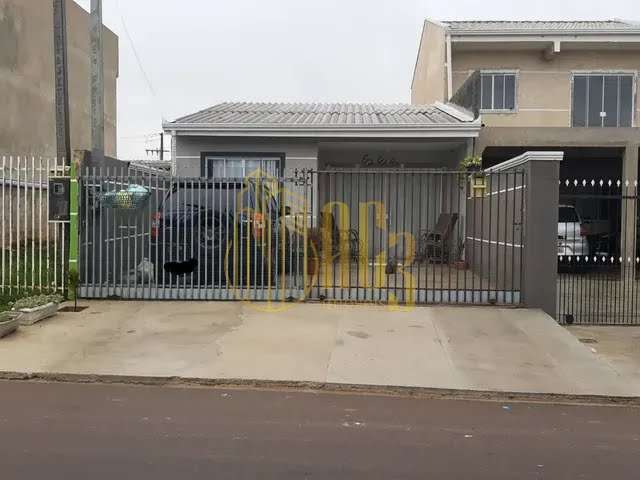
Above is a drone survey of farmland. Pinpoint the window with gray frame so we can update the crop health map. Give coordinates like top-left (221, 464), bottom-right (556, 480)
top-left (572, 74), bottom-right (634, 127)
top-left (480, 72), bottom-right (517, 112)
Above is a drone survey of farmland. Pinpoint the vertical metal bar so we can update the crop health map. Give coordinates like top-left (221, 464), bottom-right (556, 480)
top-left (416, 172), bottom-right (423, 302)
top-left (256, 176), bottom-right (261, 299)
top-left (427, 173), bottom-right (434, 303)
top-left (216, 176), bottom-right (221, 298)
top-left (190, 178), bottom-right (195, 299)
top-left (634, 182), bottom-right (638, 324)
top-left (103, 167), bottom-right (109, 294)
top-left (16, 156), bottom-right (21, 292)
top-left (45, 158), bottom-right (50, 292)
top-left (155, 172), bottom-right (162, 299)
top-left (519, 171), bottom-right (525, 305)
top-left (438, 173), bottom-right (444, 303)
top-left (93, 165), bottom-right (99, 297)
top-left (182, 177), bottom-right (188, 295)
top-left (366, 172), bottom-right (376, 301)
top-left (394, 172), bottom-right (401, 302)
top-left (331, 172), bottom-right (336, 301)
top-left (1, 156), bottom-right (5, 292)
top-left (495, 172), bottom-right (501, 302)
top-left (341, 171), bottom-right (346, 302)
top-left (119, 167), bottom-right (129, 297)
top-left (86, 167), bottom-right (91, 294)
top-left (223, 177), bottom-right (228, 299)
top-left (24, 156), bottom-right (29, 290)
top-left (233, 175), bottom-right (239, 301)
top-left (454, 171), bottom-right (461, 303)
top-left (31, 156), bottom-right (35, 290)
top-left (146, 168), bottom-right (152, 299)
top-left (202, 176), bottom-right (208, 299)
top-left (408, 171), bottom-right (415, 304)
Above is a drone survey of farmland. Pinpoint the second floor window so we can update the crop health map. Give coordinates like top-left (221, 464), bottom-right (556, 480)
top-left (572, 74), bottom-right (634, 127)
top-left (481, 72), bottom-right (517, 112)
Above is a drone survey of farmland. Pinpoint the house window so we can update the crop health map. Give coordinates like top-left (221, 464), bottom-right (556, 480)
top-left (203, 155), bottom-right (281, 178)
top-left (480, 72), bottom-right (517, 112)
top-left (572, 74), bottom-right (635, 127)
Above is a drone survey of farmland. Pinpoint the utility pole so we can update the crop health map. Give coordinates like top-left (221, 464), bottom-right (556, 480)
top-left (90, 0), bottom-right (105, 164)
top-left (53, 0), bottom-right (71, 165)
top-left (53, 0), bottom-right (72, 295)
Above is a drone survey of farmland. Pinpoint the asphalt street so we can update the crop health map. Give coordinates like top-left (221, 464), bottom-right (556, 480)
top-left (0, 381), bottom-right (639, 479)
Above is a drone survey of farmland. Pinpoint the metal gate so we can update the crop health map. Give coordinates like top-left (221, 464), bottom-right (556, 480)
top-left (557, 179), bottom-right (640, 325)
top-left (79, 167), bottom-right (525, 306)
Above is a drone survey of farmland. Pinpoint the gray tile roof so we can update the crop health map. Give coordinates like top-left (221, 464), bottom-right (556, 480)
top-left (443, 20), bottom-right (640, 34)
top-left (169, 102), bottom-right (474, 127)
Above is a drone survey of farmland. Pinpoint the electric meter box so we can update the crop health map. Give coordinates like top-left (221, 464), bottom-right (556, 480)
top-left (48, 177), bottom-right (70, 222)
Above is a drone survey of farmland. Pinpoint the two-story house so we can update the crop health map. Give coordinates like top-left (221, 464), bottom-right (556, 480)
top-left (411, 20), bottom-right (640, 181)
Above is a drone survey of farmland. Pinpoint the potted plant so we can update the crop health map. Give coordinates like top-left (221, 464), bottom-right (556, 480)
top-left (0, 311), bottom-right (22, 338)
top-left (459, 155), bottom-right (483, 172)
top-left (460, 155), bottom-right (487, 197)
top-left (14, 294), bottom-right (64, 326)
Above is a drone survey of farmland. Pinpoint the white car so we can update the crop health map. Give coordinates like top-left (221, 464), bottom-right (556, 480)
top-left (558, 205), bottom-right (589, 257)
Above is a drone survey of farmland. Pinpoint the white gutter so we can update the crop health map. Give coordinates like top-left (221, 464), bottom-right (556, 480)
top-left (162, 123), bottom-right (482, 139)
top-left (451, 33), bottom-right (640, 43)
top-left (447, 27), bottom-right (640, 36)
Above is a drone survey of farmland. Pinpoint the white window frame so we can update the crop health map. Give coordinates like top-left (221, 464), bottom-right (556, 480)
top-left (204, 155), bottom-right (282, 179)
top-left (479, 70), bottom-right (519, 114)
top-left (570, 70), bottom-right (637, 128)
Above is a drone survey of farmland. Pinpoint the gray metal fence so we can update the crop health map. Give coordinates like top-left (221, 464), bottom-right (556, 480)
top-left (557, 179), bottom-right (640, 325)
top-left (1, 156), bottom-right (67, 295)
top-left (78, 168), bottom-right (526, 306)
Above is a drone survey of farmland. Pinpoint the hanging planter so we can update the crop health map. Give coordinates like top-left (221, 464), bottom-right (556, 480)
top-left (459, 156), bottom-right (486, 198)
top-left (100, 184), bottom-right (150, 210)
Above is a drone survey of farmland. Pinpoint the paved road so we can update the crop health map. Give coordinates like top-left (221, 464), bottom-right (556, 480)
top-left (1, 381), bottom-right (639, 479)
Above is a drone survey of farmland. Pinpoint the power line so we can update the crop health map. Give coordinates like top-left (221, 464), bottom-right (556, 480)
top-left (115, 0), bottom-right (165, 120)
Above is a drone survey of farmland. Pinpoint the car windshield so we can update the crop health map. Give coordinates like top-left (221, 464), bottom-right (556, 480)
top-left (559, 206), bottom-right (580, 223)
top-left (163, 180), bottom-right (279, 213)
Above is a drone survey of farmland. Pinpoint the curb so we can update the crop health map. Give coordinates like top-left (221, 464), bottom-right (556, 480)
top-left (0, 371), bottom-right (639, 407)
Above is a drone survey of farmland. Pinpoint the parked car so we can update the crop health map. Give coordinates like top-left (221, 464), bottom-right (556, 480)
top-left (151, 179), bottom-right (298, 286)
top-left (557, 205), bottom-right (589, 257)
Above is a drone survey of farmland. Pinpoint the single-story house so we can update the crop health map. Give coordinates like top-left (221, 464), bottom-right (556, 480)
top-left (163, 101), bottom-right (480, 177)
top-left (162, 102), bottom-right (481, 263)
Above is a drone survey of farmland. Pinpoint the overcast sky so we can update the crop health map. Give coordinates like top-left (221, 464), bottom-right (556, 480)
top-left (75, 0), bottom-right (638, 160)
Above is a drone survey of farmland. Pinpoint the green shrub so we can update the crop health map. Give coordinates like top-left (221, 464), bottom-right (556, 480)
top-left (12, 294), bottom-right (64, 310)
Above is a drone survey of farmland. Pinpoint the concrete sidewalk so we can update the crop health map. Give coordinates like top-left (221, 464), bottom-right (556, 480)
top-left (0, 301), bottom-right (636, 397)
top-left (567, 326), bottom-right (640, 388)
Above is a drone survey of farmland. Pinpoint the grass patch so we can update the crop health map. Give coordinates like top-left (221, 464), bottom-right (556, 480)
top-left (2, 246), bottom-right (64, 301)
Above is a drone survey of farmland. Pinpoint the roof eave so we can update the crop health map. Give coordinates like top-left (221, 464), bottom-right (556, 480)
top-left (162, 122), bottom-right (482, 139)
top-left (450, 29), bottom-right (640, 37)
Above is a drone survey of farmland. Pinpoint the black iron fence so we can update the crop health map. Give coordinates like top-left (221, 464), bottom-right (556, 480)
top-left (557, 179), bottom-right (639, 325)
top-left (78, 167), bottom-right (526, 306)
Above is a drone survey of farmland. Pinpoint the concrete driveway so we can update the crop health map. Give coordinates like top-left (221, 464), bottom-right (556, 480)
top-left (0, 301), bottom-right (636, 396)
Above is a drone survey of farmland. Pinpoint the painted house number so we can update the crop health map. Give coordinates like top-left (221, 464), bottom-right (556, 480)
top-left (361, 154), bottom-right (400, 168)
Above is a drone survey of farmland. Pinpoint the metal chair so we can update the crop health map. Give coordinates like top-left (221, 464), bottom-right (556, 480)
top-left (417, 213), bottom-right (459, 263)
